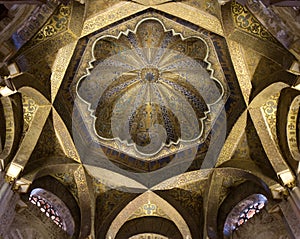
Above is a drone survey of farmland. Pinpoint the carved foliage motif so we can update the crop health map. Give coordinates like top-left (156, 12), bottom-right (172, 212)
top-left (231, 1), bottom-right (277, 43)
top-left (22, 94), bottom-right (38, 134)
top-left (6, 1), bottom-right (296, 238)
top-left (261, 93), bottom-right (280, 143)
top-left (14, 1), bottom-right (59, 45)
top-left (128, 201), bottom-right (170, 220)
top-left (30, 3), bottom-right (71, 45)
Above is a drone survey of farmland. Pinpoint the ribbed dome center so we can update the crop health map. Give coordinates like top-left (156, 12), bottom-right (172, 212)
top-left (141, 67), bottom-right (159, 82)
top-left (76, 19), bottom-right (226, 158)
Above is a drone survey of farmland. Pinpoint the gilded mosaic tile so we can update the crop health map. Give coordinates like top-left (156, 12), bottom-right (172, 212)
top-left (231, 1), bottom-right (277, 43)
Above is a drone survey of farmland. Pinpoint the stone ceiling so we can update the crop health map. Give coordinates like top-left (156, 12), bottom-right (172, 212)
top-left (0, 0), bottom-right (299, 238)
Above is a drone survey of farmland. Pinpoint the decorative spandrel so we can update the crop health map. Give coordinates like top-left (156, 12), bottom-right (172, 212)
top-left (231, 0), bottom-right (277, 43)
top-left (76, 19), bottom-right (224, 157)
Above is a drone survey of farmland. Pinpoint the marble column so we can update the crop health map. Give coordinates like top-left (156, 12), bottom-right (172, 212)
top-left (279, 186), bottom-right (300, 239)
top-left (0, 172), bottom-right (19, 238)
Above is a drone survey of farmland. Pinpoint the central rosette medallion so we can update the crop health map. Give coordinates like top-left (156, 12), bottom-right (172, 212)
top-left (140, 67), bottom-right (160, 83)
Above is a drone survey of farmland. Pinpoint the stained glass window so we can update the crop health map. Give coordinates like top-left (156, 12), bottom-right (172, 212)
top-left (29, 194), bottom-right (64, 228)
top-left (236, 201), bottom-right (265, 227)
top-left (29, 188), bottom-right (75, 236)
top-left (223, 194), bottom-right (267, 236)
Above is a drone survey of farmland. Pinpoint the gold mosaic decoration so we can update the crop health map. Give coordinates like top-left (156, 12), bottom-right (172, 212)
top-left (231, 133), bottom-right (250, 160)
top-left (231, 1), bottom-right (277, 43)
top-left (181, 0), bottom-right (221, 19)
top-left (261, 93), bottom-right (280, 142)
top-left (53, 172), bottom-right (79, 201)
top-left (106, 191), bottom-right (192, 238)
top-left (30, 3), bottom-right (71, 45)
top-left (127, 201), bottom-right (170, 220)
top-left (76, 18), bottom-right (225, 158)
top-left (22, 94), bottom-right (38, 133)
top-left (287, 96), bottom-right (300, 161)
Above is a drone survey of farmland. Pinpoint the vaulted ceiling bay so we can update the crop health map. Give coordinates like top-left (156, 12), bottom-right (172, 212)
top-left (0, 0), bottom-right (299, 238)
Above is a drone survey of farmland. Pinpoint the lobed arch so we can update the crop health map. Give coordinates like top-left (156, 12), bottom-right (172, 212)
top-left (22, 163), bottom-right (93, 239)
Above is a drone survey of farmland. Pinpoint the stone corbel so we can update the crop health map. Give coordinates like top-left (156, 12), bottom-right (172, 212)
top-left (5, 164), bottom-right (31, 193)
top-left (0, 63), bottom-right (20, 97)
top-left (0, 77), bottom-right (17, 97)
top-left (14, 177), bottom-right (31, 193)
top-left (269, 183), bottom-right (289, 199)
top-left (6, 162), bottom-right (23, 183)
top-left (292, 76), bottom-right (300, 91)
top-left (278, 169), bottom-right (296, 188)
top-left (288, 61), bottom-right (300, 76)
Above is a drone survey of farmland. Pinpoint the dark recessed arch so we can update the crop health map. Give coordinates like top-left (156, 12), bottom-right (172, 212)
top-left (217, 180), bottom-right (271, 239)
top-left (223, 193), bottom-right (267, 236)
top-left (29, 187), bottom-right (75, 235)
top-left (24, 175), bottom-right (81, 239)
top-left (115, 217), bottom-right (183, 239)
